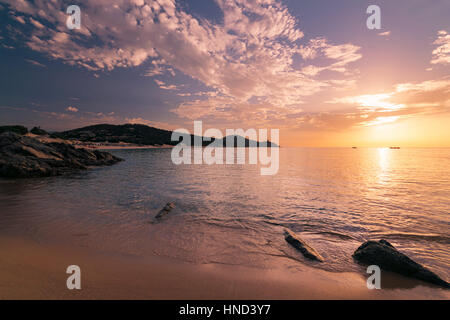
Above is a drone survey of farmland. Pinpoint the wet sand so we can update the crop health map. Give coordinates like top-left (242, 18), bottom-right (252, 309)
top-left (0, 235), bottom-right (448, 300)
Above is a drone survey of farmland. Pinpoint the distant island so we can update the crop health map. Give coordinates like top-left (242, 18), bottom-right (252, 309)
top-left (52, 124), bottom-right (278, 148)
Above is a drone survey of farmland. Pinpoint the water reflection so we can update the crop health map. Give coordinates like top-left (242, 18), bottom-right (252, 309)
top-left (377, 148), bottom-right (390, 172)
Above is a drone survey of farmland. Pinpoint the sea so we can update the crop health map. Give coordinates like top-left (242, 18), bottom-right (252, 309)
top-left (0, 147), bottom-right (449, 282)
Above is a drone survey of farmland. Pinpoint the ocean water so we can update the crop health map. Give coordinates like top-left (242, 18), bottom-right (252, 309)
top-left (0, 147), bottom-right (449, 282)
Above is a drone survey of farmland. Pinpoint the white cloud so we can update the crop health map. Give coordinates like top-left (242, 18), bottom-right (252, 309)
top-left (431, 30), bottom-right (450, 65)
top-left (297, 37), bottom-right (361, 76)
top-left (154, 79), bottom-right (178, 90)
top-left (66, 106), bottom-right (79, 112)
top-left (144, 59), bottom-right (175, 77)
top-left (325, 78), bottom-right (450, 127)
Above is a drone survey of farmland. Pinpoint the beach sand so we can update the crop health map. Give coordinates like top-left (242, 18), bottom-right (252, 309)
top-left (0, 235), bottom-right (448, 300)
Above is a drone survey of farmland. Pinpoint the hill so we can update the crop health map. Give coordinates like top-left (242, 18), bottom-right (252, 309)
top-left (52, 124), bottom-right (175, 145)
top-left (52, 124), bottom-right (278, 147)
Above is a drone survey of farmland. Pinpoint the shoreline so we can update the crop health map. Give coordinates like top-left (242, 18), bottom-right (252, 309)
top-left (25, 133), bottom-right (175, 150)
top-left (0, 235), bottom-right (448, 300)
top-left (83, 144), bottom-right (174, 150)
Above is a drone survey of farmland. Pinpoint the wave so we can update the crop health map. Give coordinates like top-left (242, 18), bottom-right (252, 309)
top-left (370, 232), bottom-right (450, 244)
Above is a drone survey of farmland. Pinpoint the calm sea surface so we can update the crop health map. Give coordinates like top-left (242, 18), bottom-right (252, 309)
top-left (1, 148), bottom-right (449, 280)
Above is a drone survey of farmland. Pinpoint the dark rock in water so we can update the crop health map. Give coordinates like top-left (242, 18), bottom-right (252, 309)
top-left (155, 202), bottom-right (175, 219)
top-left (353, 240), bottom-right (449, 288)
top-left (0, 132), bottom-right (122, 178)
top-left (284, 229), bottom-right (324, 262)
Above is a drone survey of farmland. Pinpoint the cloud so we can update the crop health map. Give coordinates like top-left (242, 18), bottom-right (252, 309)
top-left (29, 17), bottom-right (45, 29)
top-left (296, 38), bottom-right (362, 80)
top-left (325, 78), bottom-right (450, 128)
top-left (25, 58), bottom-right (46, 67)
top-left (66, 106), bottom-right (79, 112)
top-left (144, 59), bottom-right (175, 77)
top-left (431, 30), bottom-right (450, 65)
top-left (378, 31), bottom-right (391, 37)
top-left (154, 79), bottom-right (178, 90)
top-left (3, 0), bottom-right (362, 125)
top-left (12, 15), bottom-right (25, 24)
top-left (395, 78), bottom-right (450, 92)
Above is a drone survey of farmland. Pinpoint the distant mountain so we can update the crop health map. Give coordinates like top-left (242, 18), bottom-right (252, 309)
top-left (52, 124), bottom-right (278, 147)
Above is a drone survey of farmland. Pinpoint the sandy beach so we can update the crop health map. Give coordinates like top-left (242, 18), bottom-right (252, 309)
top-left (0, 235), bottom-right (448, 300)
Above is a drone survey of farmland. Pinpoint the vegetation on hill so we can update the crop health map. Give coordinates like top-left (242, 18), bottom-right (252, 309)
top-left (52, 124), bottom-right (176, 145)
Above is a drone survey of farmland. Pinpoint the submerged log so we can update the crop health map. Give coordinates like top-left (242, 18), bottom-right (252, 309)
top-left (284, 229), bottom-right (324, 262)
top-left (155, 202), bottom-right (175, 219)
top-left (353, 240), bottom-right (449, 288)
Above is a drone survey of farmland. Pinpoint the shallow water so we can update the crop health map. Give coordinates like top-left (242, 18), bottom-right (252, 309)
top-left (0, 147), bottom-right (449, 281)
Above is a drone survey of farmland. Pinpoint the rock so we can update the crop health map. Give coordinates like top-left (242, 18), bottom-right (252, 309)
top-left (0, 125), bottom-right (28, 135)
top-left (0, 132), bottom-right (123, 178)
top-left (353, 240), bottom-right (449, 288)
top-left (30, 126), bottom-right (48, 136)
top-left (284, 229), bottom-right (324, 262)
top-left (155, 202), bottom-right (175, 219)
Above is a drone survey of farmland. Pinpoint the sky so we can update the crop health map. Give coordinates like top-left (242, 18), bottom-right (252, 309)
top-left (0, 0), bottom-right (449, 147)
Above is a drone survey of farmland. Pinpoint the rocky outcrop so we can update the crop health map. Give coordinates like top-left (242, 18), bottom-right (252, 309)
top-left (0, 132), bottom-right (122, 178)
top-left (353, 240), bottom-right (449, 288)
top-left (0, 125), bottom-right (28, 135)
top-left (30, 126), bottom-right (48, 136)
top-left (155, 202), bottom-right (175, 219)
top-left (284, 229), bottom-right (324, 262)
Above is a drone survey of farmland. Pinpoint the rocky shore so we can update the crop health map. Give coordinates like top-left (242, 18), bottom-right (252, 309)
top-left (0, 132), bottom-right (122, 178)
top-left (353, 239), bottom-right (449, 288)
